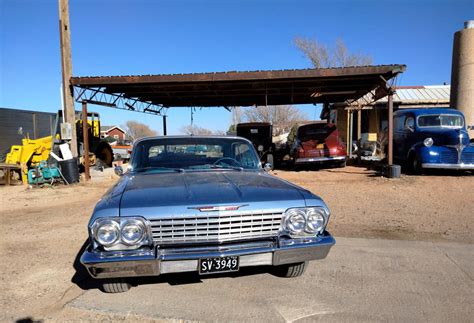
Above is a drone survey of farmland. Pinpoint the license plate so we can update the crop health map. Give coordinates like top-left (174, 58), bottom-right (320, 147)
top-left (199, 256), bottom-right (239, 274)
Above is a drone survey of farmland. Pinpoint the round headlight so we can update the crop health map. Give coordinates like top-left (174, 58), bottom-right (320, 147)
top-left (306, 208), bottom-right (326, 233)
top-left (285, 209), bottom-right (306, 234)
top-left (121, 220), bottom-right (145, 245)
top-left (94, 220), bottom-right (120, 246)
top-left (424, 137), bottom-right (434, 147)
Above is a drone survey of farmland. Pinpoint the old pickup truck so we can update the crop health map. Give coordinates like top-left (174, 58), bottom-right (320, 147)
top-left (81, 136), bottom-right (335, 292)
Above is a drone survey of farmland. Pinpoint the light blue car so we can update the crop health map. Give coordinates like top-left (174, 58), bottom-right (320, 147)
top-left (81, 136), bottom-right (335, 293)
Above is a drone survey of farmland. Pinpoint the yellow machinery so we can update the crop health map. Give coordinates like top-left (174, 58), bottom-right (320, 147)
top-left (5, 136), bottom-right (53, 183)
top-left (3, 110), bottom-right (113, 185)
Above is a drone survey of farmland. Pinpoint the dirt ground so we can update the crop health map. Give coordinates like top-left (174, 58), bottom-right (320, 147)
top-left (0, 166), bottom-right (472, 321)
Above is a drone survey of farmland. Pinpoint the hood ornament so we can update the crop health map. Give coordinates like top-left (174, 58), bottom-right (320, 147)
top-left (189, 204), bottom-right (249, 212)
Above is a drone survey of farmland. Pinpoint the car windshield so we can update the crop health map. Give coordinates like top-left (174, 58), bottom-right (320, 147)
top-left (131, 137), bottom-right (261, 172)
top-left (417, 114), bottom-right (464, 128)
top-left (298, 124), bottom-right (335, 142)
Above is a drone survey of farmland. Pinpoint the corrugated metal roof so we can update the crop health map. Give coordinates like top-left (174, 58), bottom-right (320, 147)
top-left (378, 85), bottom-right (450, 104)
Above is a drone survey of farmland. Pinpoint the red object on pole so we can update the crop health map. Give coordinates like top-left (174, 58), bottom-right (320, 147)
top-left (82, 101), bottom-right (90, 181)
top-left (387, 92), bottom-right (394, 166)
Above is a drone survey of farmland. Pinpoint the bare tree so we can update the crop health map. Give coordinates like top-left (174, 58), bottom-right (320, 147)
top-left (180, 124), bottom-right (215, 136)
top-left (242, 105), bottom-right (307, 136)
top-left (124, 121), bottom-right (158, 140)
top-left (295, 37), bottom-right (373, 68)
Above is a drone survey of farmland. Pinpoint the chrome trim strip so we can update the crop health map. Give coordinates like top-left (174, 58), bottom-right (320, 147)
top-left (422, 163), bottom-right (474, 170)
top-left (295, 156), bottom-right (346, 163)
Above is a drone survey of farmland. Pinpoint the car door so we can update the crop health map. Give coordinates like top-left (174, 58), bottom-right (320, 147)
top-left (401, 114), bottom-right (416, 160)
top-left (393, 114), bottom-right (405, 160)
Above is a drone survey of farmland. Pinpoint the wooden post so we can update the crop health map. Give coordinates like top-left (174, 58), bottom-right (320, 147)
top-left (387, 92), bottom-right (394, 166)
top-left (82, 101), bottom-right (90, 181)
top-left (349, 110), bottom-right (353, 158)
top-left (346, 109), bottom-right (350, 155)
top-left (163, 115), bottom-right (167, 136)
top-left (58, 0), bottom-right (78, 157)
top-left (357, 110), bottom-right (362, 141)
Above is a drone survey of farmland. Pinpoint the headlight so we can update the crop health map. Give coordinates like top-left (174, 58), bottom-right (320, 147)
top-left (305, 208), bottom-right (326, 233)
top-left (284, 209), bottom-right (307, 234)
top-left (93, 219), bottom-right (120, 247)
top-left (424, 137), bottom-right (434, 147)
top-left (91, 217), bottom-right (149, 249)
top-left (121, 219), bottom-right (146, 245)
top-left (283, 207), bottom-right (328, 237)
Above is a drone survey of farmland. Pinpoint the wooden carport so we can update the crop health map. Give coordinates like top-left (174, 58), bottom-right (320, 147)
top-left (70, 65), bottom-right (405, 176)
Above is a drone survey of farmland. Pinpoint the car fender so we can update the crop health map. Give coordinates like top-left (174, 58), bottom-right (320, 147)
top-left (406, 143), bottom-right (425, 161)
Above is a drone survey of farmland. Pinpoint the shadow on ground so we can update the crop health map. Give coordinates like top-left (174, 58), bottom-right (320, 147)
top-left (71, 240), bottom-right (102, 291)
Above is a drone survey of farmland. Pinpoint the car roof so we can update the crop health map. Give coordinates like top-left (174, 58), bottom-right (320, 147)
top-left (134, 135), bottom-right (253, 145)
top-left (394, 108), bottom-right (464, 117)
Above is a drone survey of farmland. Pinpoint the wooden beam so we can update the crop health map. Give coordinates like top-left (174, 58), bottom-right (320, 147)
top-left (82, 101), bottom-right (90, 181)
top-left (387, 92), bottom-right (394, 165)
top-left (58, 0), bottom-right (78, 157)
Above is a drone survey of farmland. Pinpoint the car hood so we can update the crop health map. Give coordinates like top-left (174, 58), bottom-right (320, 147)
top-left (118, 171), bottom-right (311, 217)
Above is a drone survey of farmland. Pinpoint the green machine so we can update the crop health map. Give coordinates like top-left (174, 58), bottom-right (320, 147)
top-left (27, 161), bottom-right (62, 185)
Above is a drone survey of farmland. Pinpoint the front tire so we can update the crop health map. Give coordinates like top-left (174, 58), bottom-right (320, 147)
top-left (273, 261), bottom-right (307, 278)
top-left (100, 278), bottom-right (131, 293)
top-left (409, 154), bottom-right (423, 175)
top-left (96, 142), bottom-right (114, 167)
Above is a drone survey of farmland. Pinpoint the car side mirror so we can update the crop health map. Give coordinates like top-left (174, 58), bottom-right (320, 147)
top-left (114, 165), bottom-right (124, 176)
top-left (263, 163), bottom-right (272, 172)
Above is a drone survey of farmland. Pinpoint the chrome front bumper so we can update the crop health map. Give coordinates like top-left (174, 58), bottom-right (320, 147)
top-left (295, 156), bottom-right (345, 164)
top-left (81, 234), bottom-right (335, 279)
top-left (422, 163), bottom-right (474, 170)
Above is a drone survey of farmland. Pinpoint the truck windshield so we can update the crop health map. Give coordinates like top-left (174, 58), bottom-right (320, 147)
top-left (417, 115), bottom-right (464, 128)
top-left (131, 137), bottom-right (261, 172)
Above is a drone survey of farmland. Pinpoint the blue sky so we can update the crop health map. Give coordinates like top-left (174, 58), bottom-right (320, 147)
top-left (1, 0), bottom-right (472, 134)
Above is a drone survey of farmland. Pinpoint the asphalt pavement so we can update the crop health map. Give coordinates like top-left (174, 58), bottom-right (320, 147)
top-left (69, 237), bottom-right (473, 322)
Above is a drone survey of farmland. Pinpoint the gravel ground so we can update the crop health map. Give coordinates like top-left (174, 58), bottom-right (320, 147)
top-left (0, 166), bottom-right (472, 321)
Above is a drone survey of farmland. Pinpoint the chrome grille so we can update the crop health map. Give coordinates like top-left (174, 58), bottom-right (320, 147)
top-left (461, 152), bottom-right (474, 164)
top-left (440, 152), bottom-right (457, 164)
top-left (150, 212), bottom-right (283, 244)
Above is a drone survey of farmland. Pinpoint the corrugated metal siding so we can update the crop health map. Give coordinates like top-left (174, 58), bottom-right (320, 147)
top-left (395, 86), bottom-right (450, 102)
top-left (0, 108), bottom-right (56, 161)
top-left (346, 85), bottom-right (451, 108)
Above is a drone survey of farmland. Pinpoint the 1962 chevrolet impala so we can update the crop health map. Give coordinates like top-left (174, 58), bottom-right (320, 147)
top-left (81, 136), bottom-right (335, 293)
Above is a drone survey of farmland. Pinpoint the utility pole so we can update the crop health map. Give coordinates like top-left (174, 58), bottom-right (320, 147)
top-left (58, 0), bottom-right (78, 157)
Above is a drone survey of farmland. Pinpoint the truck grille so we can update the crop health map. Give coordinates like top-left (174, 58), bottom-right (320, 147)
top-left (149, 212), bottom-right (283, 244)
top-left (461, 152), bottom-right (474, 164)
top-left (440, 152), bottom-right (457, 164)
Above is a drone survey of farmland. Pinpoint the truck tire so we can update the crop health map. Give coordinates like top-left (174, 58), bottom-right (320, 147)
top-left (409, 153), bottom-right (423, 175)
top-left (100, 278), bottom-right (131, 293)
top-left (273, 261), bottom-right (307, 278)
top-left (95, 142), bottom-right (113, 167)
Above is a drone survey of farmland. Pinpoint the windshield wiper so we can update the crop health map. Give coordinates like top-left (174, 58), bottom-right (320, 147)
top-left (134, 167), bottom-right (185, 173)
